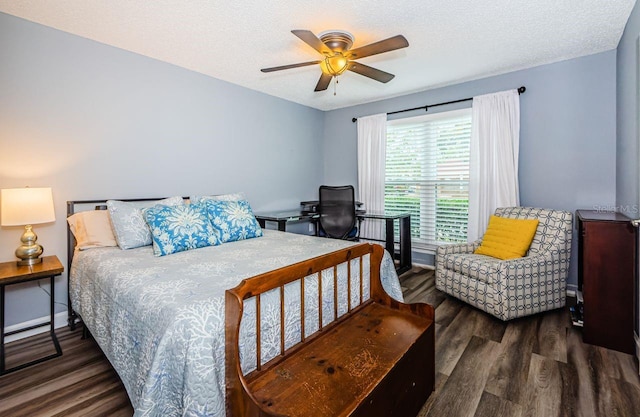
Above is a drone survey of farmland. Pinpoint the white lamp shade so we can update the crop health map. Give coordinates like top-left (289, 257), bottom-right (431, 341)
top-left (1, 187), bottom-right (56, 226)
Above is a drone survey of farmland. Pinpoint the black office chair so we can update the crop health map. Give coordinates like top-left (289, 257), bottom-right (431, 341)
top-left (317, 185), bottom-right (359, 241)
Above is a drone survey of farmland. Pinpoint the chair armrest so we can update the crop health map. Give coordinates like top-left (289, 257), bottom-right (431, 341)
top-left (498, 248), bottom-right (562, 268)
top-left (495, 249), bottom-right (566, 282)
top-left (498, 254), bottom-right (547, 269)
top-left (436, 239), bottom-right (482, 256)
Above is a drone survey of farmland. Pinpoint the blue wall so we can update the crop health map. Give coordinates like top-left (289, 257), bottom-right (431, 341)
top-left (324, 50), bottom-right (618, 287)
top-left (617, 1), bottom-right (640, 213)
top-left (0, 12), bottom-right (324, 326)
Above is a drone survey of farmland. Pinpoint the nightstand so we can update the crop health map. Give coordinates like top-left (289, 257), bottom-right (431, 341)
top-left (0, 255), bottom-right (64, 374)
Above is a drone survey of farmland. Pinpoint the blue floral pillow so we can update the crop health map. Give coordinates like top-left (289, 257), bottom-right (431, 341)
top-left (143, 203), bottom-right (222, 256)
top-left (205, 200), bottom-right (263, 243)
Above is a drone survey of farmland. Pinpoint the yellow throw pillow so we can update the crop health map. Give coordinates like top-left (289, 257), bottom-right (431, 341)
top-left (474, 215), bottom-right (539, 260)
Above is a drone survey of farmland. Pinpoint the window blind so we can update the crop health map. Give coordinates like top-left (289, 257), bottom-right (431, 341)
top-left (385, 108), bottom-right (472, 250)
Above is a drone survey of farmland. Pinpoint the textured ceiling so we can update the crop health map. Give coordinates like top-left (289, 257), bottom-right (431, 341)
top-left (0, 1), bottom-right (636, 111)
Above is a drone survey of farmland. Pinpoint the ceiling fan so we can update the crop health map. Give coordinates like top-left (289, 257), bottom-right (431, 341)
top-left (261, 30), bottom-right (409, 93)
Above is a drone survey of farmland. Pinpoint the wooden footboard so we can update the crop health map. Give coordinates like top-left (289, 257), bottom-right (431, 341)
top-left (225, 243), bottom-right (435, 417)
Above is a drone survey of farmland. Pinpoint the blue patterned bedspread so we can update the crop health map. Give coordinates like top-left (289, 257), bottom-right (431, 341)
top-left (69, 230), bottom-right (403, 417)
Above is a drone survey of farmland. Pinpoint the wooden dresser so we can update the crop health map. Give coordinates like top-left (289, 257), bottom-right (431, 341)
top-left (576, 210), bottom-right (636, 354)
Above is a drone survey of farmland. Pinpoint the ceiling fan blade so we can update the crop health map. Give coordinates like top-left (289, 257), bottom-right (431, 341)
top-left (292, 30), bottom-right (332, 56)
top-left (261, 60), bottom-right (321, 73)
top-left (348, 62), bottom-right (395, 83)
top-left (346, 35), bottom-right (409, 59)
top-left (314, 73), bottom-right (333, 91)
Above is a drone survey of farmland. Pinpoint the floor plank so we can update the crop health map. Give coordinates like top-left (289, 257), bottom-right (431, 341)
top-left (435, 304), bottom-right (506, 376)
top-left (425, 336), bottom-right (501, 417)
top-left (521, 353), bottom-right (578, 417)
top-left (533, 307), bottom-right (570, 363)
top-left (0, 326), bottom-right (133, 417)
top-left (485, 317), bottom-right (540, 404)
top-left (474, 391), bottom-right (523, 417)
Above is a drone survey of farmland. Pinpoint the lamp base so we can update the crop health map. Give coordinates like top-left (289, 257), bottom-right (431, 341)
top-left (17, 257), bottom-right (43, 266)
top-left (15, 224), bottom-right (44, 267)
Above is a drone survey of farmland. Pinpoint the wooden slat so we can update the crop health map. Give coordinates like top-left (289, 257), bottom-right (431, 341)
top-left (318, 270), bottom-right (323, 330)
top-left (347, 261), bottom-right (351, 312)
top-left (359, 256), bottom-right (363, 305)
top-left (280, 286), bottom-right (285, 356)
top-left (300, 277), bottom-right (305, 342)
top-left (333, 266), bottom-right (338, 320)
top-left (256, 293), bottom-right (261, 371)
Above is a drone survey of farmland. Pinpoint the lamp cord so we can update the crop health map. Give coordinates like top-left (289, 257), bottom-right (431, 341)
top-left (38, 281), bottom-right (67, 308)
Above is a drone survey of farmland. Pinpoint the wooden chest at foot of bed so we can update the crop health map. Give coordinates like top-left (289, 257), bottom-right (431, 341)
top-left (225, 243), bottom-right (435, 417)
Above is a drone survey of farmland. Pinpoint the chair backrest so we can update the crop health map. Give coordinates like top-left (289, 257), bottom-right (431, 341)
top-left (493, 207), bottom-right (573, 257)
top-left (319, 185), bottom-right (357, 239)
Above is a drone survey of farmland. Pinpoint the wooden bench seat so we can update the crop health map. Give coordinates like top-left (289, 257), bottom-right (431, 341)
top-left (226, 243), bottom-right (435, 417)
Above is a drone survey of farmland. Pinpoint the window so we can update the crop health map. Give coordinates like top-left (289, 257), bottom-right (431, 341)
top-left (385, 108), bottom-right (472, 250)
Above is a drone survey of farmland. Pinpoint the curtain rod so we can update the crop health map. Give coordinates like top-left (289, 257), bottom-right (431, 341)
top-left (351, 86), bottom-right (526, 123)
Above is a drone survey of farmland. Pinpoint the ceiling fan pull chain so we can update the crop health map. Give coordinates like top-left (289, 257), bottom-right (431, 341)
top-left (334, 76), bottom-right (339, 96)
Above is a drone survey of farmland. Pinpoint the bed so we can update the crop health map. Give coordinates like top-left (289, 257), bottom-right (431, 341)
top-left (66, 197), bottom-right (406, 417)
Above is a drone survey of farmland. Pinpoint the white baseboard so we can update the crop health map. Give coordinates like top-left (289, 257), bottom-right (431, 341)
top-left (410, 262), bottom-right (435, 270)
top-left (4, 312), bottom-right (68, 343)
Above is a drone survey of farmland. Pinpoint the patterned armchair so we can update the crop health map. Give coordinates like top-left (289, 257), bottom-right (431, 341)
top-left (435, 207), bottom-right (573, 321)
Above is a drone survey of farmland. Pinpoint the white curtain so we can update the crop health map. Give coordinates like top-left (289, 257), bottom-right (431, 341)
top-left (467, 89), bottom-right (520, 242)
top-left (357, 113), bottom-right (387, 241)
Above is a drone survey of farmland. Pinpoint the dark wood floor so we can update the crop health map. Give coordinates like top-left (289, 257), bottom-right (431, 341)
top-left (1, 268), bottom-right (639, 416)
top-left (405, 269), bottom-right (640, 417)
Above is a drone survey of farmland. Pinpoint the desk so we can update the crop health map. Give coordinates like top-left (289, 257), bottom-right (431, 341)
top-left (254, 210), bottom-right (412, 274)
top-left (255, 210), bottom-right (315, 232)
top-left (360, 212), bottom-right (412, 275)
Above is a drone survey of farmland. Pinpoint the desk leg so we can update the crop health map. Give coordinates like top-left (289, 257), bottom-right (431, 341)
top-left (257, 219), bottom-right (286, 232)
top-left (385, 219), bottom-right (395, 259)
top-left (398, 216), bottom-right (412, 274)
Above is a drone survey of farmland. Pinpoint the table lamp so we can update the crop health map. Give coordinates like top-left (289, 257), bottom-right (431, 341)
top-left (1, 187), bottom-right (56, 266)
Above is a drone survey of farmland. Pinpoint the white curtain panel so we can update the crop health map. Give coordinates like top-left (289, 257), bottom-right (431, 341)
top-left (357, 113), bottom-right (387, 241)
top-left (468, 89), bottom-right (521, 242)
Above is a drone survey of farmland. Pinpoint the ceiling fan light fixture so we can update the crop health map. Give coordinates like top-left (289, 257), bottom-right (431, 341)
top-left (261, 30), bottom-right (409, 92)
top-left (320, 54), bottom-right (349, 76)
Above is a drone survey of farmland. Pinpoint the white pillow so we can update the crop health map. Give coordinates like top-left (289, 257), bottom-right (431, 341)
top-left (67, 210), bottom-right (118, 250)
top-left (107, 196), bottom-right (185, 249)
